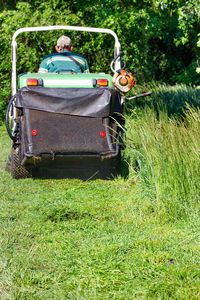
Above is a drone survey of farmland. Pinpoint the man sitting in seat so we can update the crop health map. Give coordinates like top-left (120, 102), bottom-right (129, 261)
top-left (39, 36), bottom-right (89, 73)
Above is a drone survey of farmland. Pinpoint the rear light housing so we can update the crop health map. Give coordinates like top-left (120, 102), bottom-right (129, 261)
top-left (27, 79), bottom-right (38, 86)
top-left (27, 78), bottom-right (43, 86)
top-left (97, 79), bottom-right (108, 86)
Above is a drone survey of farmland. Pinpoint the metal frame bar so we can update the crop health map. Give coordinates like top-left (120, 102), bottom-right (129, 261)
top-left (11, 25), bottom-right (121, 96)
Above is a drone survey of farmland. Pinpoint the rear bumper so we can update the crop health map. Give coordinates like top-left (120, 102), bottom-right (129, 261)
top-left (23, 152), bottom-right (121, 179)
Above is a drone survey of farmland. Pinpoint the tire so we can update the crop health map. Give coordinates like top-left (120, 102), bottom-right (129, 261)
top-left (11, 146), bottom-right (30, 179)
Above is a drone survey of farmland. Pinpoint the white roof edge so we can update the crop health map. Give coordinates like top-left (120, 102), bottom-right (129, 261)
top-left (12, 25), bottom-right (120, 46)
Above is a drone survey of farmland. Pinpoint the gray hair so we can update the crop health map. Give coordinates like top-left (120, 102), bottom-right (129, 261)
top-left (57, 35), bottom-right (72, 50)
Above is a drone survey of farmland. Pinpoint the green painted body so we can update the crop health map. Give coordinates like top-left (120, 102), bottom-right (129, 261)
top-left (18, 73), bottom-right (113, 89)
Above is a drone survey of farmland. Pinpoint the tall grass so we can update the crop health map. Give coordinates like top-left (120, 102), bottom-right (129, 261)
top-left (125, 85), bottom-right (200, 219)
top-left (128, 83), bottom-right (200, 116)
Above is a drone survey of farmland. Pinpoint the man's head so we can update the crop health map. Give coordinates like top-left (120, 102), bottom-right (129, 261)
top-left (55, 35), bottom-right (72, 52)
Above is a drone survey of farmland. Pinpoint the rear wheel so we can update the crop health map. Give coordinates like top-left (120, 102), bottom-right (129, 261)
top-left (11, 145), bottom-right (29, 179)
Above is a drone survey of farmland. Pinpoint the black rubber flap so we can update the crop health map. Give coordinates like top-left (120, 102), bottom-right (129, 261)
top-left (15, 87), bottom-right (119, 117)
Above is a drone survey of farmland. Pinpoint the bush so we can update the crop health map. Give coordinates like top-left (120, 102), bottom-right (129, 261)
top-left (0, 1), bottom-right (200, 121)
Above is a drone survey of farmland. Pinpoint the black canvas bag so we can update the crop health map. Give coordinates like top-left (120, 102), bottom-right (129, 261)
top-left (15, 87), bottom-right (122, 158)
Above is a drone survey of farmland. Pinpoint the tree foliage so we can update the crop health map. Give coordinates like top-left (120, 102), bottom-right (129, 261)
top-left (0, 0), bottom-right (200, 120)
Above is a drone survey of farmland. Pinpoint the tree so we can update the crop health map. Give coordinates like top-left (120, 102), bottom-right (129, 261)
top-left (0, 0), bottom-right (200, 120)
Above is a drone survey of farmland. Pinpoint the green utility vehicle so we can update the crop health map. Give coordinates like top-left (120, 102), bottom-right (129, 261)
top-left (6, 25), bottom-right (128, 179)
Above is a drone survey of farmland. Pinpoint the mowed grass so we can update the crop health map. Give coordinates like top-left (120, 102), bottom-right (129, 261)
top-left (0, 85), bottom-right (200, 299)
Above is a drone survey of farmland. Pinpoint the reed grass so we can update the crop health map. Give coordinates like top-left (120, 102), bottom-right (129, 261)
top-left (125, 84), bottom-right (200, 219)
top-left (127, 83), bottom-right (200, 117)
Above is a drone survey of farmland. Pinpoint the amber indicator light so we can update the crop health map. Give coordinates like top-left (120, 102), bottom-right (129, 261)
top-left (27, 79), bottom-right (38, 86)
top-left (97, 79), bottom-right (108, 86)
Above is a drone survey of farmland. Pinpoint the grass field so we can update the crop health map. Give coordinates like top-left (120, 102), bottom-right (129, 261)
top-left (0, 84), bottom-right (200, 299)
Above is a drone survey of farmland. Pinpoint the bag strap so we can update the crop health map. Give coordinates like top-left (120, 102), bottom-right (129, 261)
top-left (61, 52), bottom-right (84, 73)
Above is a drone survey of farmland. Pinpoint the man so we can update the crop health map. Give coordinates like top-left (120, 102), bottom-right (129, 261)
top-left (38, 36), bottom-right (89, 73)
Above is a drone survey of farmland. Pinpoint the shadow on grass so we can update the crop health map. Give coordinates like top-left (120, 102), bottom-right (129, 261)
top-left (120, 154), bottom-right (129, 179)
top-left (14, 153), bottom-right (129, 181)
top-left (46, 209), bottom-right (92, 222)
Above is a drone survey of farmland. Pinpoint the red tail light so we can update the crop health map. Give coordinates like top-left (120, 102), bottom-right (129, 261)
top-left (32, 130), bottom-right (38, 136)
top-left (27, 79), bottom-right (38, 86)
top-left (100, 131), bottom-right (106, 138)
top-left (97, 79), bottom-right (108, 86)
